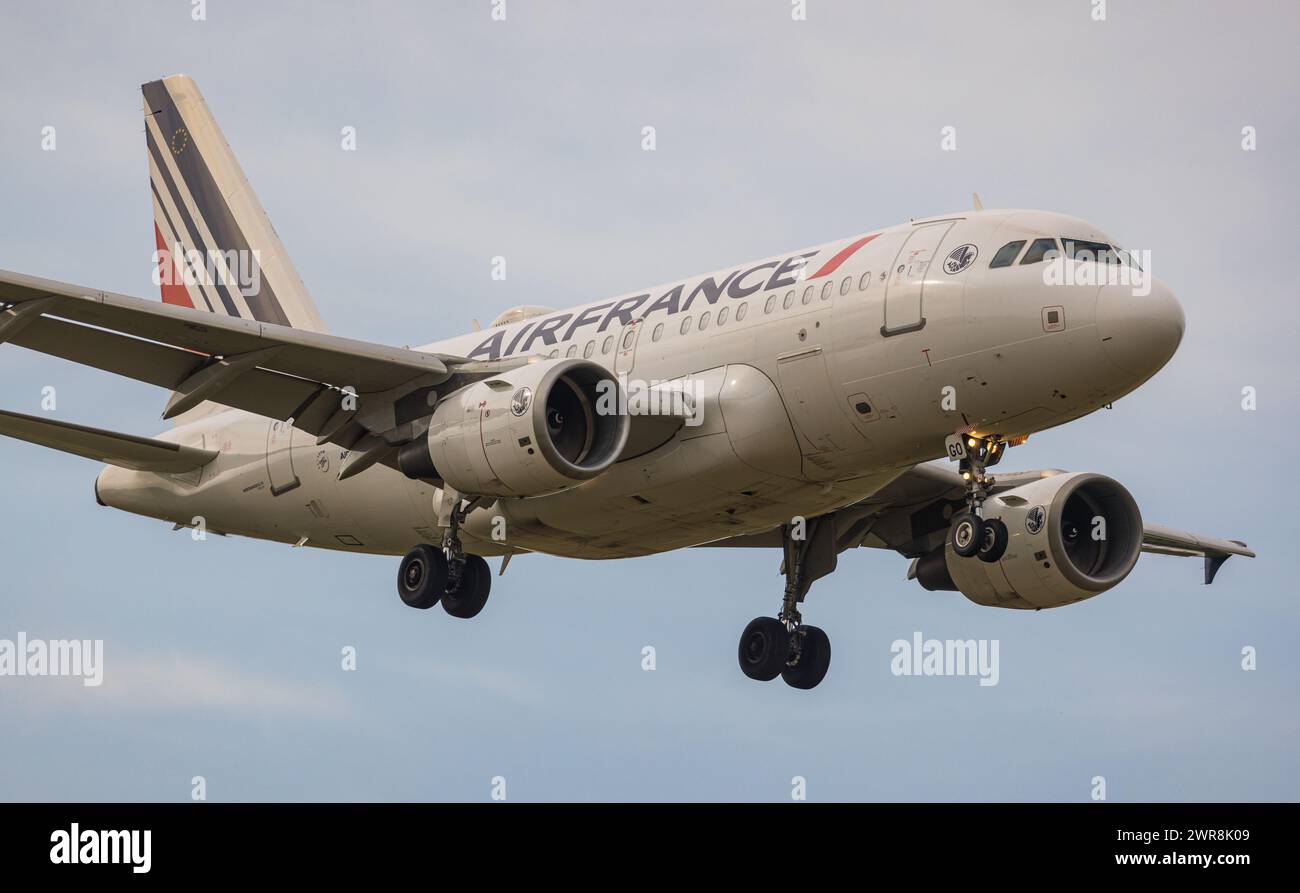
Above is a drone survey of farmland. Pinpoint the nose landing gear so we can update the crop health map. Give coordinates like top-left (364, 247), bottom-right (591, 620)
top-left (737, 518), bottom-right (835, 690)
top-left (946, 434), bottom-right (1009, 563)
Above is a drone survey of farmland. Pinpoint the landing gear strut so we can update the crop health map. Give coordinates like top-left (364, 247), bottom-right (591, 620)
top-left (442, 497), bottom-right (469, 594)
top-left (737, 518), bottom-right (834, 690)
top-left (947, 434), bottom-right (1009, 563)
top-left (396, 493), bottom-right (491, 618)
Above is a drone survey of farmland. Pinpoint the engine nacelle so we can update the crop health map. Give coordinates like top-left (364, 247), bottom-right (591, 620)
top-left (918, 472), bottom-right (1143, 609)
top-left (398, 358), bottom-right (630, 497)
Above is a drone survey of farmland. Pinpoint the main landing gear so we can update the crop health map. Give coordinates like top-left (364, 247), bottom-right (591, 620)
top-left (738, 518), bottom-right (835, 690)
top-left (947, 434), bottom-right (1009, 564)
top-left (397, 495), bottom-right (491, 618)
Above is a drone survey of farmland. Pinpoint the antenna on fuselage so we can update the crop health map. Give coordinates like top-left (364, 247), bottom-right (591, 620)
top-left (972, 192), bottom-right (984, 211)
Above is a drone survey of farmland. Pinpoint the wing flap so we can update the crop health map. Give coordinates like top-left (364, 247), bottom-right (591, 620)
top-left (0, 408), bottom-right (217, 473)
top-left (0, 269), bottom-right (448, 393)
top-left (13, 313), bottom-right (197, 390)
top-left (8, 315), bottom-right (330, 431)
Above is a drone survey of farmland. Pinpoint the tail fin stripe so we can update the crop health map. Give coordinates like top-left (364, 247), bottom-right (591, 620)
top-left (142, 81), bottom-right (291, 327)
top-left (150, 179), bottom-right (217, 312)
top-left (146, 122), bottom-right (258, 321)
top-left (153, 222), bottom-right (197, 310)
top-left (145, 125), bottom-right (244, 317)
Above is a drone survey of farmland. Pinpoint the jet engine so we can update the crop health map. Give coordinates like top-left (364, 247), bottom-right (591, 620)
top-left (398, 358), bottom-right (630, 497)
top-left (914, 472), bottom-right (1143, 609)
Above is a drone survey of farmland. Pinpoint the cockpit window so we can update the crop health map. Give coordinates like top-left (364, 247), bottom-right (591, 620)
top-left (1116, 247), bottom-right (1142, 271)
top-left (1061, 238), bottom-right (1120, 264)
top-left (989, 240), bottom-right (1026, 268)
top-left (1020, 237), bottom-right (1059, 265)
top-left (1059, 238), bottom-right (1143, 269)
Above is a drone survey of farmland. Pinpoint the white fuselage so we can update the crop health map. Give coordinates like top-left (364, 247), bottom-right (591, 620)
top-left (95, 208), bottom-right (1184, 559)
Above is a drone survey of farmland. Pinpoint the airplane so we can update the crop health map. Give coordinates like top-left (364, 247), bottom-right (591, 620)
top-left (0, 74), bottom-right (1254, 691)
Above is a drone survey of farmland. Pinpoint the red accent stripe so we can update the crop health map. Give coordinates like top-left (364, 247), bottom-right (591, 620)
top-left (154, 224), bottom-right (194, 309)
top-left (809, 233), bottom-right (880, 279)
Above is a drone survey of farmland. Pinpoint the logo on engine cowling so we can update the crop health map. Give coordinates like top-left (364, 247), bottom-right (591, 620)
top-left (1025, 505), bottom-right (1046, 535)
top-left (510, 387), bottom-right (532, 417)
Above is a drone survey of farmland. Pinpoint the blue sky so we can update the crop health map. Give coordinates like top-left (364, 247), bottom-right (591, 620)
top-left (1, 0), bottom-right (1296, 801)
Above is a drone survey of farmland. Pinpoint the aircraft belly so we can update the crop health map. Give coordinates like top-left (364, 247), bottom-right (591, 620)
top-left (483, 428), bottom-right (891, 559)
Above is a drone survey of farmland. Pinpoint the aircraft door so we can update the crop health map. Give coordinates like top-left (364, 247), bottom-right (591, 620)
top-left (265, 419), bottom-right (301, 496)
top-left (882, 221), bottom-right (954, 336)
top-left (614, 318), bottom-right (643, 376)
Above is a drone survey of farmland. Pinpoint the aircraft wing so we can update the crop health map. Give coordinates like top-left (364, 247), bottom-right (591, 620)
top-left (0, 269), bottom-right (532, 459)
top-left (0, 408), bottom-right (217, 473)
top-left (703, 462), bottom-right (1255, 584)
top-left (1138, 522), bottom-right (1255, 583)
top-left (1138, 523), bottom-right (1254, 557)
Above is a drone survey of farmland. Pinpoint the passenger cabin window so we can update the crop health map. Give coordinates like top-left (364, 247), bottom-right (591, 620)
top-left (1020, 238), bottom-right (1059, 265)
top-left (680, 316), bottom-right (692, 335)
top-left (989, 240), bottom-right (1026, 268)
top-left (699, 311), bottom-right (711, 330)
top-left (765, 294), bottom-right (776, 314)
top-left (583, 340), bottom-right (595, 358)
top-left (736, 302), bottom-right (748, 321)
top-left (858, 271), bottom-right (871, 290)
top-left (717, 306), bottom-right (729, 325)
top-left (839, 275), bottom-right (852, 296)
top-left (566, 344), bottom-right (577, 358)
top-left (602, 335), bottom-right (613, 354)
top-left (652, 323), bottom-right (663, 342)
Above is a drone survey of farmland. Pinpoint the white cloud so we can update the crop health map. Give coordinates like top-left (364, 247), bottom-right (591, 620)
top-left (0, 651), bottom-right (350, 719)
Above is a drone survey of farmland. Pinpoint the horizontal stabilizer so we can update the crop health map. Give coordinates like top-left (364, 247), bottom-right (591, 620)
top-left (0, 408), bottom-right (217, 473)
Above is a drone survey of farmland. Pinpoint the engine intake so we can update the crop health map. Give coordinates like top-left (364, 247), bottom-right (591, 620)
top-left (1047, 474), bottom-right (1143, 592)
top-left (398, 358), bottom-right (630, 497)
top-left (924, 472), bottom-right (1143, 610)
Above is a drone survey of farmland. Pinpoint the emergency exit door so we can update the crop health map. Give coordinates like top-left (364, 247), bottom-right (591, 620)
top-left (614, 318), bottom-right (643, 375)
top-left (881, 221), bottom-right (954, 336)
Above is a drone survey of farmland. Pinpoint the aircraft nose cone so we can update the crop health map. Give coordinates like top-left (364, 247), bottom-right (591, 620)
top-left (1096, 278), bottom-right (1184, 379)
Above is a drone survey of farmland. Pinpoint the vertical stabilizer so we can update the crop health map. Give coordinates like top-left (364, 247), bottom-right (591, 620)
top-left (143, 74), bottom-right (328, 333)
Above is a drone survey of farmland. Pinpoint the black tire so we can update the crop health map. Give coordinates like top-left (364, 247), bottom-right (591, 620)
top-left (977, 517), bottom-right (1009, 563)
top-left (950, 513), bottom-right (985, 558)
top-left (737, 617), bottom-right (789, 681)
top-left (398, 545), bottom-right (446, 609)
top-left (441, 554), bottom-right (491, 619)
top-left (782, 626), bottom-right (831, 690)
